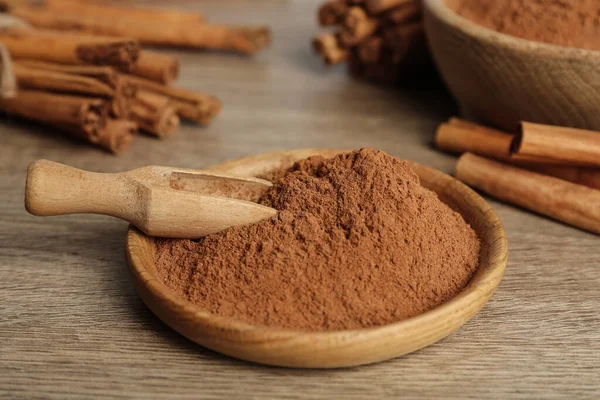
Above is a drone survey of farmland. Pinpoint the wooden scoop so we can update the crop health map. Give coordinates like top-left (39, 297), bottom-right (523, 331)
top-left (25, 159), bottom-right (277, 238)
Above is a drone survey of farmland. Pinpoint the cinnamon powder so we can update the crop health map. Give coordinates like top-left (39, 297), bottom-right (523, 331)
top-left (155, 149), bottom-right (480, 331)
top-left (449, 0), bottom-right (600, 51)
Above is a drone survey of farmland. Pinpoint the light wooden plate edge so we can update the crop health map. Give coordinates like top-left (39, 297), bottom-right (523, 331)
top-left (126, 149), bottom-right (508, 368)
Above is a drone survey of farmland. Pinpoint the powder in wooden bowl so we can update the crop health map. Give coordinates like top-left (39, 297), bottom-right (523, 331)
top-left (155, 149), bottom-right (480, 331)
top-left (449, 0), bottom-right (600, 51)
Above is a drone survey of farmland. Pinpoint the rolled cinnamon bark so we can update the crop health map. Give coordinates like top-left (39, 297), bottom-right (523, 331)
top-left (318, 0), bottom-right (350, 26)
top-left (511, 122), bottom-right (600, 167)
top-left (130, 90), bottom-right (180, 138)
top-left (14, 63), bottom-right (115, 97)
top-left (0, 90), bottom-right (108, 143)
top-left (339, 7), bottom-right (379, 46)
top-left (313, 33), bottom-right (349, 66)
top-left (95, 119), bottom-right (137, 154)
top-left (129, 51), bottom-right (179, 85)
top-left (0, 27), bottom-right (139, 69)
top-left (13, 5), bottom-right (270, 55)
top-left (435, 119), bottom-right (513, 160)
top-left (366, 0), bottom-right (414, 14)
top-left (111, 76), bottom-right (136, 118)
top-left (123, 75), bottom-right (222, 125)
top-left (456, 153), bottom-right (600, 235)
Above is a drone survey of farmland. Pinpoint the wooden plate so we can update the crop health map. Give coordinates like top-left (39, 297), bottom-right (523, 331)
top-left (126, 149), bottom-right (508, 368)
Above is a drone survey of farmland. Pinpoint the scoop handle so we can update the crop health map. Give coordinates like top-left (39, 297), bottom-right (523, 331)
top-left (25, 159), bottom-right (133, 219)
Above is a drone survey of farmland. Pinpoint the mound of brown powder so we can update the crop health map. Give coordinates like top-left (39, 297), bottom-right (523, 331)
top-left (449, 0), bottom-right (600, 51)
top-left (155, 149), bottom-right (480, 331)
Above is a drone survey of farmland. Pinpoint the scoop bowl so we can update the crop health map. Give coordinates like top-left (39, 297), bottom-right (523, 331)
top-left (424, 0), bottom-right (600, 132)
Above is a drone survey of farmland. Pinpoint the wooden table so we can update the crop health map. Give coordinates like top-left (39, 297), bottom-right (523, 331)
top-left (1, 1), bottom-right (598, 398)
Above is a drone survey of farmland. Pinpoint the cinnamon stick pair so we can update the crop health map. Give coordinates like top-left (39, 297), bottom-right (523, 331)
top-left (437, 118), bottom-right (600, 171)
top-left (11, 2), bottom-right (271, 55)
top-left (13, 61), bottom-right (136, 118)
top-left (436, 117), bottom-right (600, 234)
top-left (0, 90), bottom-right (135, 153)
top-left (0, 25), bottom-right (177, 83)
top-left (123, 75), bottom-right (222, 125)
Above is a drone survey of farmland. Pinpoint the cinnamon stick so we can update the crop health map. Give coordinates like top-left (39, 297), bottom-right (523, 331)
top-left (16, 60), bottom-right (119, 87)
top-left (0, 27), bottom-right (139, 69)
top-left (123, 75), bottom-right (222, 125)
top-left (13, 4), bottom-right (270, 55)
top-left (95, 119), bottom-right (137, 154)
top-left (0, 42), bottom-right (16, 98)
top-left (0, 90), bottom-right (108, 144)
top-left (129, 51), bottom-right (179, 85)
top-left (339, 7), bottom-right (379, 46)
top-left (43, 0), bottom-right (205, 25)
top-left (13, 63), bottom-right (115, 97)
top-left (366, 0), bottom-right (415, 14)
top-left (435, 118), bottom-right (513, 160)
top-left (130, 90), bottom-right (180, 138)
top-left (313, 33), bottom-right (349, 66)
top-left (318, 0), bottom-right (350, 26)
top-left (511, 122), bottom-right (600, 167)
top-left (456, 153), bottom-right (600, 235)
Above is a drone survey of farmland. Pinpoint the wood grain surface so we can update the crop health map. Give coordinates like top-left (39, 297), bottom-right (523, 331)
top-left (1, 0), bottom-right (599, 398)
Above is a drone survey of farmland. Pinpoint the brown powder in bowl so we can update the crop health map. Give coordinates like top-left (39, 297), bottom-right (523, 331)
top-left (449, 0), bottom-right (600, 51)
top-left (155, 149), bottom-right (480, 331)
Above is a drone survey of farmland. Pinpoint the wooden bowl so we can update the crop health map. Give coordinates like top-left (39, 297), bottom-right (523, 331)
top-left (424, 0), bottom-right (600, 132)
top-left (126, 149), bottom-right (508, 368)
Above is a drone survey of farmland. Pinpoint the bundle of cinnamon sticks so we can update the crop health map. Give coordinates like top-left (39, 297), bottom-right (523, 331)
top-left (313, 0), bottom-right (429, 84)
top-left (435, 118), bottom-right (600, 234)
top-left (0, 0), bottom-right (272, 154)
